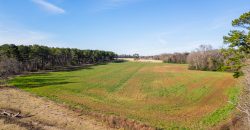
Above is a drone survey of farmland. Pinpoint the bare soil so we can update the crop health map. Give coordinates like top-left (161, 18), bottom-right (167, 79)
top-left (0, 87), bottom-right (113, 130)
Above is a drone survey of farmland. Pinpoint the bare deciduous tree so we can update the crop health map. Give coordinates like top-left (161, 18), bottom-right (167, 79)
top-left (187, 44), bottom-right (224, 71)
top-left (0, 57), bottom-right (20, 85)
top-left (155, 52), bottom-right (189, 64)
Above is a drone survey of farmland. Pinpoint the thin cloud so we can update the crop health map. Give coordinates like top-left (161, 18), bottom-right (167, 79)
top-left (208, 17), bottom-right (231, 31)
top-left (32, 0), bottom-right (65, 14)
top-left (92, 0), bottom-right (142, 12)
top-left (108, 0), bottom-right (133, 5)
top-left (107, 0), bottom-right (141, 8)
top-left (0, 22), bottom-right (52, 45)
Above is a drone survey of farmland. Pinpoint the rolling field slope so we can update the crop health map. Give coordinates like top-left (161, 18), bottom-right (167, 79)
top-left (8, 62), bottom-right (240, 129)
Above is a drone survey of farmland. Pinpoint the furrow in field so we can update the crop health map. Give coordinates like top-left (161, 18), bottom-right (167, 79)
top-left (107, 63), bottom-right (145, 92)
top-left (7, 62), bottom-right (239, 129)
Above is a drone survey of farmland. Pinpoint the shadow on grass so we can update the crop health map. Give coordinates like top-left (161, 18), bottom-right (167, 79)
top-left (50, 60), bottom-right (127, 72)
top-left (112, 59), bottom-right (128, 63)
top-left (9, 75), bottom-right (76, 89)
top-left (50, 64), bottom-right (95, 72)
top-left (9, 61), bottom-right (128, 89)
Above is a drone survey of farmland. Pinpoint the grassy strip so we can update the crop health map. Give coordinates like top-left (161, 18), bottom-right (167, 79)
top-left (188, 86), bottom-right (210, 102)
top-left (201, 86), bottom-right (240, 126)
top-left (107, 63), bottom-right (145, 92)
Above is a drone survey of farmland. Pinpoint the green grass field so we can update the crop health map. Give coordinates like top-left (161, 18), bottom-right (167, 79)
top-left (8, 62), bottom-right (240, 129)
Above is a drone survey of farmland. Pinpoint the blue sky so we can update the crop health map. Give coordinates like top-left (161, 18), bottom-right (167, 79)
top-left (0, 0), bottom-right (249, 55)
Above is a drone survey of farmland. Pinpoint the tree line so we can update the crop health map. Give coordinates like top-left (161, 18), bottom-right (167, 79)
top-left (0, 44), bottom-right (117, 79)
top-left (158, 52), bottom-right (189, 64)
top-left (154, 10), bottom-right (249, 75)
top-left (154, 43), bottom-right (243, 73)
top-left (152, 47), bottom-right (224, 71)
top-left (188, 11), bottom-right (249, 77)
top-left (187, 45), bottom-right (224, 71)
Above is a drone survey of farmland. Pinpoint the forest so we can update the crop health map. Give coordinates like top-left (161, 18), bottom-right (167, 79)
top-left (0, 44), bottom-right (117, 79)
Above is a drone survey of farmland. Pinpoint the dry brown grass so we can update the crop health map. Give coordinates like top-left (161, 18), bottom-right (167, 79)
top-left (0, 87), bottom-right (113, 130)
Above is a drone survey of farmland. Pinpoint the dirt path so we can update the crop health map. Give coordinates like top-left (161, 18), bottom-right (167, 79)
top-left (0, 87), bottom-right (114, 130)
